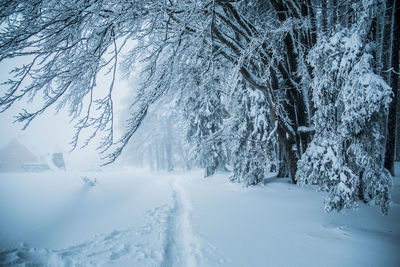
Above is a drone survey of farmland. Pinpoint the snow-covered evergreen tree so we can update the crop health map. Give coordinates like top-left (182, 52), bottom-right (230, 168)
top-left (184, 73), bottom-right (227, 177)
top-left (227, 81), bottom-right (276, 185)
top-left (297, 1), bottom-right (393, 214)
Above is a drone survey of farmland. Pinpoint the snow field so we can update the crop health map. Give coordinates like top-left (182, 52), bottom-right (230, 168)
top-left (0, 169), bottom-right (222, 266)
top-left (0, 170), bottom-right (171, 266)
top-left (0, 168), bottom-right (399, 266)
top-left (181, 170), bottom-right (400, 267)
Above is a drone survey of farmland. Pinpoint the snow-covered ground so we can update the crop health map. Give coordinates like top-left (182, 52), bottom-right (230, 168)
top-left (0, 167), bottom-right (399, 266)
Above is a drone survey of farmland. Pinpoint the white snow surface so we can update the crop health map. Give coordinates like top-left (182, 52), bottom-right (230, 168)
top-left (0, 167), bottom-right (399, 267)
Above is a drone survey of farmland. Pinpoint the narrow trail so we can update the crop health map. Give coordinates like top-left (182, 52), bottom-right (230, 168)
top-left (160, 177), bottom-right (201, 267)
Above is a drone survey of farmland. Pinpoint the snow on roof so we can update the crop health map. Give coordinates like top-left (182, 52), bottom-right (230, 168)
top-left (0, 138), bottom-right (39, 172)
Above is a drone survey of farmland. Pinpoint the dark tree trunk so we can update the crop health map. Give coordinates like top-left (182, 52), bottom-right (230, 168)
top-left (277, 142), bottom-right (289, 177)
top-left (277, 125), bottom-right (297, 184)
top-left (396, 89), bottom-right (400, 161)
top-left (384, 0), bottom-right (399, 175)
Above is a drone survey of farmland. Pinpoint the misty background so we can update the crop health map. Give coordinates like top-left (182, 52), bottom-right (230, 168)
top-left (0, 57), bottom-right (134, 171)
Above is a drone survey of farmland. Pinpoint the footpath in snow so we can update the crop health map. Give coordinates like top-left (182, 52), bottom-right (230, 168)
top-left (0, 170), bottom-right (222, 266)
top-left (0, 168), bottom-right (399, 266)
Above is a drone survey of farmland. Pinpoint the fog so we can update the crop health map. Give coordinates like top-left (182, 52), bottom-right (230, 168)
top-left (0, 54), bottom-right (190, 173)
top-left (0, 58), bottom-right (132, 171)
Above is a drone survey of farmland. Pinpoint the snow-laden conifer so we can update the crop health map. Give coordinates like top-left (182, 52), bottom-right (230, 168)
top-left (297, 1), bottom-right (392, 214)
top-left (227, 82), bottom-right (276, 185)
top-left (184, 73), bottom-right (227, 177)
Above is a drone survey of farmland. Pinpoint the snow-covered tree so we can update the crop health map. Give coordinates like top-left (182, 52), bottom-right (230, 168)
top-left (184, 68), bottom-right (228, 177)
top-left (0, 0), bottom-right (313, 180)
top-left (296, 1), bottom-right (393, 214)
top-left (227, 81), bottom-right (277, 185)
top-left (0, 0), bottom-right (398, 213)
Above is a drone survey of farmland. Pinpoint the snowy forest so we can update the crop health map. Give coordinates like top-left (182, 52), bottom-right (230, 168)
top-left (1, 0), bottom-right (398, 213)
top-left (0, 1), bottom-right (400, 266)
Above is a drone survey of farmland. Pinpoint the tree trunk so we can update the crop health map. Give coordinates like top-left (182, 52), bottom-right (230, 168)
top-left (148, 145), bottom-right (155, 171)
top-left (155, 142), bottom-right (163, 171)
top-left (396, 83), bottom-right (400, 162)
top-left (165, 119), bottom-right (174, 171)
top-left (166, 140), bottom-right (174, 172)
top-left (277, 143), bottom-right (289, 178)
top-left (277, 125), bottom-right (297, 183)
top-left (384, 0), bottom-right (399, 175)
